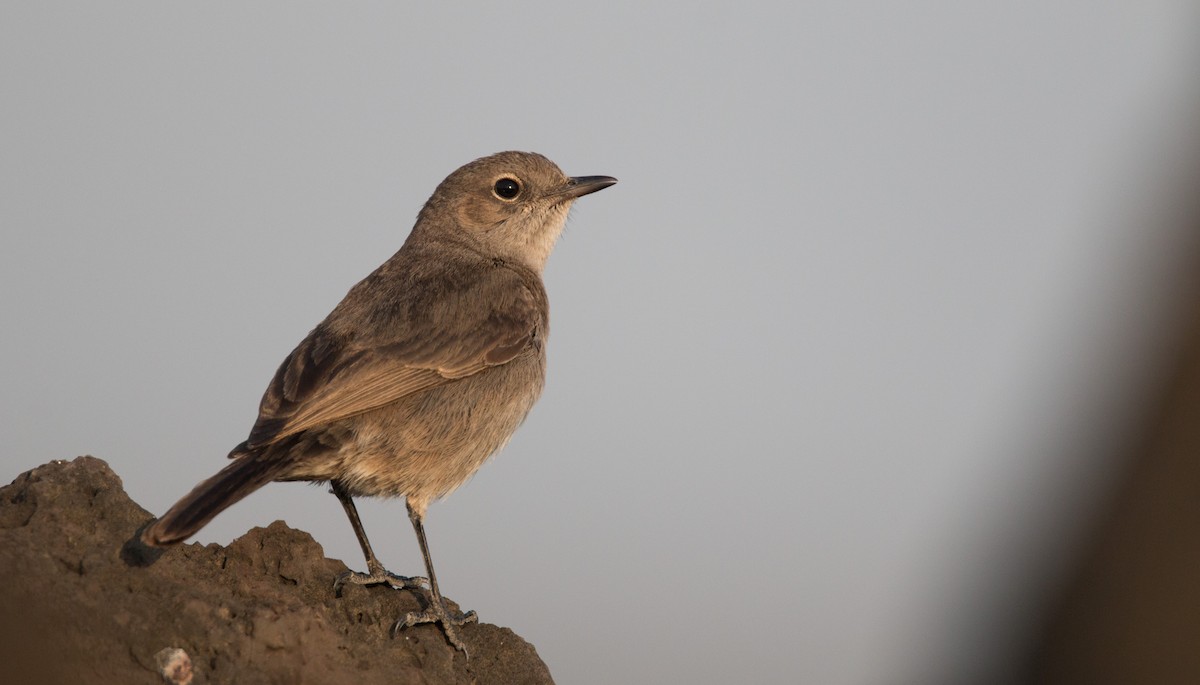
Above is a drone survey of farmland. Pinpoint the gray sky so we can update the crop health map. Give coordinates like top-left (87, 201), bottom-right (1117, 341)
top-left (3, 3), bottom-right (1198, 683)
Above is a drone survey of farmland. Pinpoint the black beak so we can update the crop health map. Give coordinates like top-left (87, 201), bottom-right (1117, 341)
top-left (560, 175), bottom-right (618, 199)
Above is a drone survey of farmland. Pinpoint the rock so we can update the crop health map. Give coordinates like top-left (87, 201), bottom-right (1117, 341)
top-left (155, 647), bottom-right (194, 685)
top-left (0, 457), bottom-right (554, 685)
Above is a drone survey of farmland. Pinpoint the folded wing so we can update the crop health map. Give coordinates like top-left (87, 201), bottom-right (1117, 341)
top-left (245, 269), bottom-right (545, 449)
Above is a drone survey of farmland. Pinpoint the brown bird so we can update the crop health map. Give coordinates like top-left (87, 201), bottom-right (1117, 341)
top-left (141, 151), bottom-right (616, 654)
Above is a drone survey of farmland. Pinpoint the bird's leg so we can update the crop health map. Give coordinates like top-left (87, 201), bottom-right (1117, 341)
top-left (330, 480), bottom-right (426, 594)
top-left (392, 499), bottom-right (477, 655)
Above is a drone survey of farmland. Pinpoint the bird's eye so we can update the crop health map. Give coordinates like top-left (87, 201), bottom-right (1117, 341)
top-left (493, 177), bottom-right (521, 200)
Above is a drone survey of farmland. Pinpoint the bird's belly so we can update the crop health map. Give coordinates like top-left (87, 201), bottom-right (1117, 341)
top-left (322, 356), bottom-right (544, 504)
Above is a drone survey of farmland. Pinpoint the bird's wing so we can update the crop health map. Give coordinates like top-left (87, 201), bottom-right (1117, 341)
top-left (244, 276), bottom-right (544, 448)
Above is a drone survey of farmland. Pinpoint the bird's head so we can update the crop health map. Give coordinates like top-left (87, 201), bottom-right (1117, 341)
top-left (415, 151), bottom-right (616, 272)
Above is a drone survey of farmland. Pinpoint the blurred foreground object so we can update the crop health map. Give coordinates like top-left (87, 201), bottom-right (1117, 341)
top-left (1024, 159), bottom-right (1200, 683)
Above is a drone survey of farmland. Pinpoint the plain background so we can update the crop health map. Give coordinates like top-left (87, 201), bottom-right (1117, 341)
top-left (3, 3), bottom-right (1199, 683)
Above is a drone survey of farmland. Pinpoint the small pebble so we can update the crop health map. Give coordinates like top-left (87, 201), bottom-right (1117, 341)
top-left (155, 647), bottom-right (193, 685)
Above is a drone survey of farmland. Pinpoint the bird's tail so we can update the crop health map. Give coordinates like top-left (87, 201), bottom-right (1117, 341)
top-left (141, 452), bottom-right (291, 547)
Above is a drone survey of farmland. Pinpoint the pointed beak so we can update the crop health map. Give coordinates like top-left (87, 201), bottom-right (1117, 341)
top-left (559, 175), bottom-right (618, 199)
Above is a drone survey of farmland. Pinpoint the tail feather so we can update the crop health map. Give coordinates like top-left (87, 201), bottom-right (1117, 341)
top-left (141, 454), bottom-right (290, 546)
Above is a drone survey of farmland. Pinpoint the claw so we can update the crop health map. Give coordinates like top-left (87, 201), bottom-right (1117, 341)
top-left (333, 567), bottom-right (427, 596)
top-left (392, 599), bottom-right (478, 655)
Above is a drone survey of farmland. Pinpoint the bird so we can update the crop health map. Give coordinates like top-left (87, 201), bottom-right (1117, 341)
top-left (141, 151), bottom-right (616, 654)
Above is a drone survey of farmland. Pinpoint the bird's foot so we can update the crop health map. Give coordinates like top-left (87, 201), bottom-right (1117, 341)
top-left (392, 597), bottom-right (478, 655)
top-left (333, 561), bottom-right (427, 595)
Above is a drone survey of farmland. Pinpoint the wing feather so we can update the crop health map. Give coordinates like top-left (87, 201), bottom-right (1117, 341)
top-left (244, 267), bottom-right (545, 448)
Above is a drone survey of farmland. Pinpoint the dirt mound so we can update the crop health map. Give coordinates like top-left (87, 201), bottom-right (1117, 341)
top-left (0, 456), bottom-right (554, 685)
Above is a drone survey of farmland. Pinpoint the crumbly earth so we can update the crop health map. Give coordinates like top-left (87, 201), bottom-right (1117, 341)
top-left (0, 456), bottom-right (554, 685)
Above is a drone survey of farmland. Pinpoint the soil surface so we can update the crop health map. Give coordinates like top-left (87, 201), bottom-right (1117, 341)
top-left (0, 456), bottom-right (554, 685)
